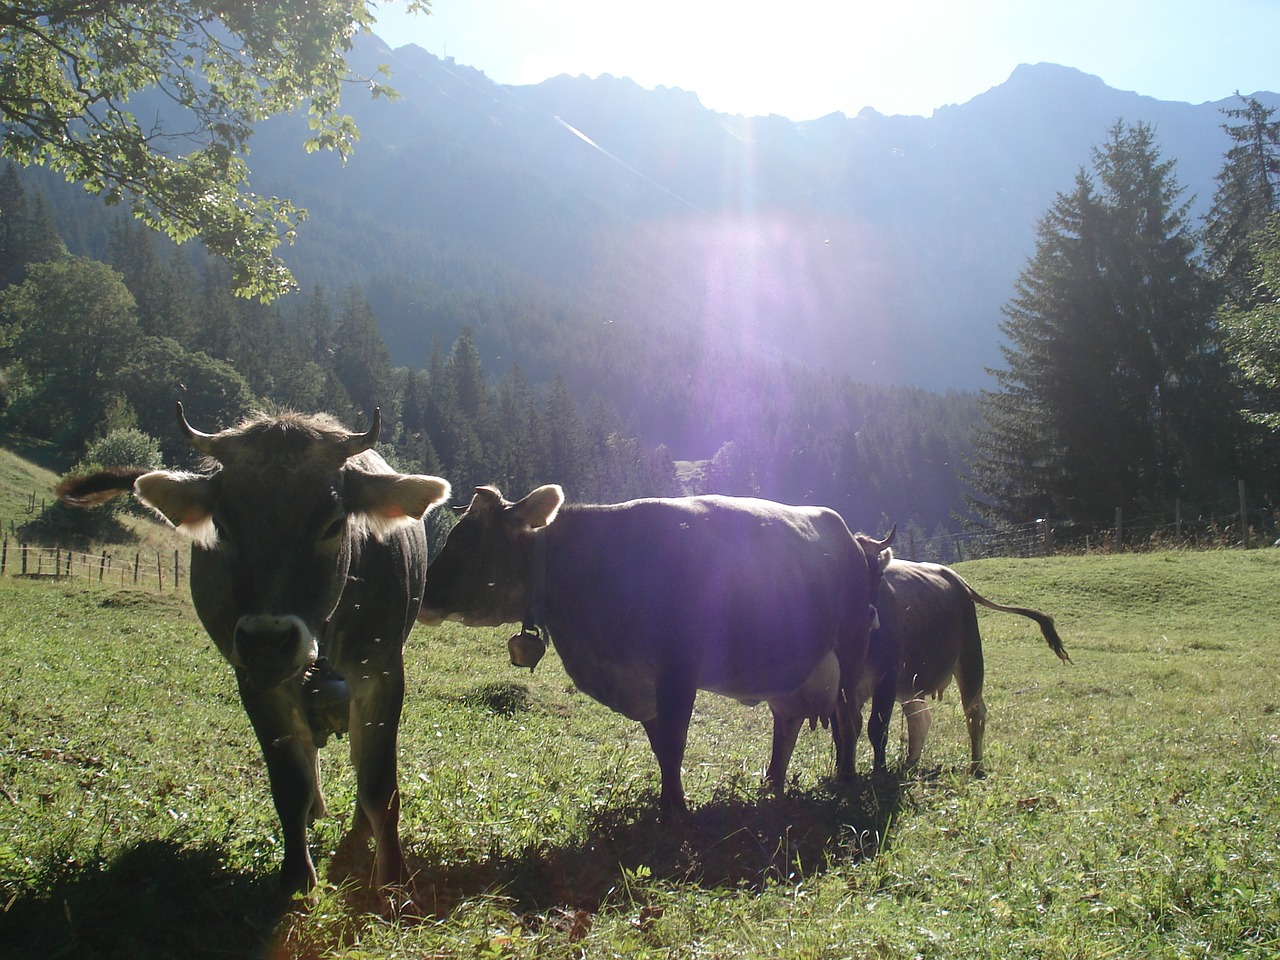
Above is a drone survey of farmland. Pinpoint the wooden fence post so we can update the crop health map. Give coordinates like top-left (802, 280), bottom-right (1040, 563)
top-left (1240, 479), bottom-right (1250, 548)
top-left (1115, 508), bottom-right (1123, 552)
top-left (174, 551), bottom-right (180, 591)
top-left (156, 551), bottom-right (163, 591)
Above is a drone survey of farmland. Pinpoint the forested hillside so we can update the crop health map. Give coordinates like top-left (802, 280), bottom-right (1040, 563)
top-left (0, 162), bottom-right (976, 541)
top-left (7, 41), bottom-right (1277, 548)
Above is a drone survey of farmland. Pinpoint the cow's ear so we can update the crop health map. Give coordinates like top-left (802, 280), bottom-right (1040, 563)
top-left (513, 484), bottom-right (564, 529)
top-left (347, 471), bottom-right (451, 540)
top-left (134, 471), bottom-right (220, 548)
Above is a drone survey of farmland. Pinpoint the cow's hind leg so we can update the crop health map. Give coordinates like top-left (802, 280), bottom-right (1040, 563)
top-left (866, 669), bottom-right (898, 773)
top-left (768, 650), bottom-right (839, 791)
top-left (955, 604), bottom-right (987, 776)
top-left (642, 672), bottom-right (697, 816)
top-left (901, 697), bottom-right (932, 771)
top-left (766, 710), bottom-right (804, 795)
top-left (830, 697), bottom-right (861, 782)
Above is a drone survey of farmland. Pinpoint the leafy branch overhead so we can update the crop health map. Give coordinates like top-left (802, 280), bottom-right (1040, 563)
top-left (0, 0), bottom-right (431, 300)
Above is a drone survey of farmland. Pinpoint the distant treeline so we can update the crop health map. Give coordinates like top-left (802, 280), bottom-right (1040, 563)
top-left (0, 162), bottom-right (979, 537)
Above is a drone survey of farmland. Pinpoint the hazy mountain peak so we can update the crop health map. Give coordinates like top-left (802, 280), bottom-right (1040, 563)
top-left (261, 36), bottom-right (1278, 390)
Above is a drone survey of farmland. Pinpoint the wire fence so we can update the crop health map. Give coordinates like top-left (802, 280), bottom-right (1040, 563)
top-left (899, 490), bottom-right (1280, 565)
top-left (0, 539), bottom-right (186, 593)
top-left (3, 487), bottom-right (1277, 595)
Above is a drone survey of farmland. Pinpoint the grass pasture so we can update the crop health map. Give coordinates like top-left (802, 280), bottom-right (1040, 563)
top-left (0, 548), bottom-right (1277, 958)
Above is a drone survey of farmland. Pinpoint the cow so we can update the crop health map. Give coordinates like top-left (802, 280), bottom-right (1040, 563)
top-left (418, 483), bottom-right (888, 814)
top-left (57, 403), bottom-right (450, 896)
top-left (852, 550), bottom-right (1070, 775)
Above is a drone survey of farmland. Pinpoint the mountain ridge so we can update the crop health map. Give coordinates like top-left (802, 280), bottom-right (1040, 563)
top-left (150, 40), bottom-right (1280, 390)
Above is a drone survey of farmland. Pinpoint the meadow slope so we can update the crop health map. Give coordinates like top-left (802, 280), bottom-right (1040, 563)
top-left (0, 548), bottom-right (1276, 958)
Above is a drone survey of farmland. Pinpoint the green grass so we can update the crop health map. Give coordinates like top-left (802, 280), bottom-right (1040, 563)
top-left (0, 446), bottom-right (60, 538)
top-left (0, 548), bottom-right (1278, 958)
top-left (1, 444), bottom-right (188, 590)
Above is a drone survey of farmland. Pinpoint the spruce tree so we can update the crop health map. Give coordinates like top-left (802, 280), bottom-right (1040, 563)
top-left (970, 122), bottom-right (1232, 530)
top-left (1218, 212), bottom-right (1280, 468)
top-left (0, 164), bottom-right (65, 285)
top-left (332, 284), bottom-right (395, 426)
top-left (1205, 95), bottom-right (1280, 301)
top-left (544, 375), bottom-right (591, 499)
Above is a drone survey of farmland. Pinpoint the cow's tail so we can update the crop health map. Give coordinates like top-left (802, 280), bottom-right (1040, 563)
top-left (960, 579), bottom-right (1071, 663)
top-left (56, 467), bottom-right (148, 507)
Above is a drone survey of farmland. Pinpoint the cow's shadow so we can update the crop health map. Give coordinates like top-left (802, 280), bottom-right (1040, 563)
top-left (0, 838), bottom-right (288, 960)
top-left (335, 774), bottom-right (904, 919)
top-left (0, 778), bottom-right (904, 956)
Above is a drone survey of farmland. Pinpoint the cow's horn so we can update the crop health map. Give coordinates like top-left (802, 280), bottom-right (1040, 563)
top-left (176, 401), bottom-right (218, 456)
top-left (340, 407), bottom-right (381, 459)
top-left (872, 523), bottom-right (897, 550)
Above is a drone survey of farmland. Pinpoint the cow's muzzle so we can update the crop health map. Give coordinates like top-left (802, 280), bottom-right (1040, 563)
top-left (232, 614), bottom-right (319, 689)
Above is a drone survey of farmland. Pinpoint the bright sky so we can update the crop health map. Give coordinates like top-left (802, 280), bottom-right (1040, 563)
top-left (370, 0), bottom-right (1279, 121)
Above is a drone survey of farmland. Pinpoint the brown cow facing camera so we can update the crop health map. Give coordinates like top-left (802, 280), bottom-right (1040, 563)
top-left (59, 403), bottom-right (450, 897)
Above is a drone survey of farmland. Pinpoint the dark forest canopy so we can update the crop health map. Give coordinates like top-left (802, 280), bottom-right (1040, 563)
top-left (0, 161), bottom-right (977, 545)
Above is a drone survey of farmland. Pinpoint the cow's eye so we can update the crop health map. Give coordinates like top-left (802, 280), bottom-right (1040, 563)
top-left (212, 517), bottom-right (232, 544)
top-left (320, 518), bottom-right (345, 542)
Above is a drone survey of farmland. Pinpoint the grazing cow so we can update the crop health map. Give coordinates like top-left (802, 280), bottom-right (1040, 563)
top-left (418, 484), bottom-right (886, 814)
top-left (855, 552), bottom-right (1070, 775)
top-left (57, 404), bottom-right (450, 895)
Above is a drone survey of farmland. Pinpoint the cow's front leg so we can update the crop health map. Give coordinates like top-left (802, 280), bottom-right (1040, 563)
top-left (238, 677), bottom-right (320, 894)
top-left (641, 673), bottom-right (697, 815)
top-left (348, 667), bottom-right (409, 890)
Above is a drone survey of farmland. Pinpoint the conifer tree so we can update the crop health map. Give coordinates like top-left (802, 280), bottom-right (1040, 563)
top-left (1205, 95), bottom-right (1280, 301)
top-left (1218, 211), bottom-right (1280, 462)
top-left (332, 284), bottom-right (395, 425)
top-left (0, 164), bottom-right (65, 285)
top-left (544, 375), bottom-right (592, 499)
top-left (489, 363), bottom-right (544, 496)
top-left (421, 338), bottom-right (484, 490)
top-left (970, 122), bottom-right (1232, 528)
top-left (105, 218), bottom-right (196, 343)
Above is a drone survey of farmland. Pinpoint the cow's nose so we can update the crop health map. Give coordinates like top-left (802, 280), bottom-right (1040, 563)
top-left (232, 614), bottom-right (318, 688)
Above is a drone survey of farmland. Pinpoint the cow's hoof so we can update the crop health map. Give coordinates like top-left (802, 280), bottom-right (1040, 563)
top-left (658, 798), bottom-right (690, 822)
top-left (380, 881), bottom-right (428, 923)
